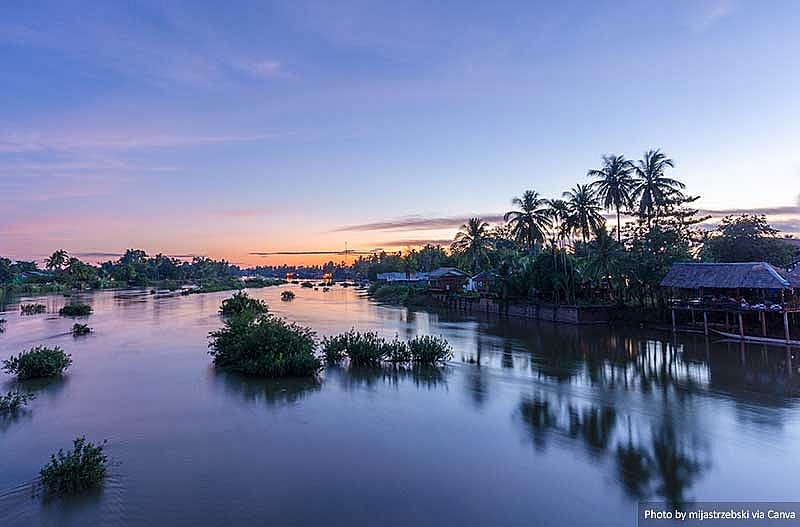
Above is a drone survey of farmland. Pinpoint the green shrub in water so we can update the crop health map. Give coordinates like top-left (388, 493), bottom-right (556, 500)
top-left (408, 335), bottom-right (453, 365)
top-left (281, 290), bottom-right (295, 301)
top-left (321, 330), bottom-right (387, 367)
top-left (59, 303), bottom-right (92, 317)
top-left (2, 346), bottom-right (72, 379)
top-left (219, 291), bottom-right (268, 319)
top-left (0, 391), bottom-right (35, 413)
top-left (20, 304), bottom-right (46, 315)
top-left (72, 323), bottom-right (92, 336)
top-left (384, 337), bottom-right (412, 363)
top-left (209, 315), bottom-right (320, 377)
top-left (40, 437), bottom-right (107, 496)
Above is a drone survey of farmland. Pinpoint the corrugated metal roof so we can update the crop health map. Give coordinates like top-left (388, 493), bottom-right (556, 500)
top-left (660, 262), bottom-right (791, 289)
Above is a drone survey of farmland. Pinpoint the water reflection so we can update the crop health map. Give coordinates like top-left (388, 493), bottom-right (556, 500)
top-left (213, 370), bottom-right (321, 407)
top-left (518, 395), bottom-right (709, 509)
top-left (329, 364), bottom-right (449, 391)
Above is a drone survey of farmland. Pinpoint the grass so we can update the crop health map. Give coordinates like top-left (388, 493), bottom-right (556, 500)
top-left (0, 391), bottom-right (35, 413)
top-left (322, 330), bottom-right (451, 367)
top-left (209, 314), bottom-right (320, 377)
top-left (20, 303), bottom-right (47, 315)
top-left (219, 291), bottom-right (268, 319)
top-left (71, 323), bottom-right (92, 336)
top-left (59, 303), bottom-right (92, 317)
top-left (2, 346), bottom-right (72, 379)
top-left (40, 437), bottom-right (108, 496)
top-left (281, 290), bottom-right (296, 301)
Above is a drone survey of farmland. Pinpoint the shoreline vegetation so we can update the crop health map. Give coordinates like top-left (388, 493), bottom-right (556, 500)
top-left (1, 150), bottom-right (797, 323)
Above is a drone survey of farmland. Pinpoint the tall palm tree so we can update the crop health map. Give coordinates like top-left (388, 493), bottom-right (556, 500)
top-left (546, 198), bottom-right (570, 249)
top-left (588, 155), bottom-right (635, 242)
top-left (451, 217), bottom-right (492, 274)
top-left (503, 190), bottom-right (552, 252)
top-left (45, 249), bottom-right (69, 272)
top-left (563, 183), bottom-right (605, 243)
top-left (632, 149), bottom-right (684, 226)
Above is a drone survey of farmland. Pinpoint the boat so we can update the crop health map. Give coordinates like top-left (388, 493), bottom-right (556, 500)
top-left (710, 329), bottom-right (800, 347)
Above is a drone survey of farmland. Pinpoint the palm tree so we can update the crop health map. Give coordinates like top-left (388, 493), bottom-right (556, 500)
top-left (632, 149), bottom-right (684, 226)
top-left (546, 199), bottom-right (570, 249)
top-left (563, 184), bottom-right (605, 243)
top-left (451, 217), bottom-right (492, 274)
top-left (503, 190), bottom-right (552, 252)
top-left (588, 155), bottom-right (635, 242)
top-left (45, 249), bottom-right (69, 272)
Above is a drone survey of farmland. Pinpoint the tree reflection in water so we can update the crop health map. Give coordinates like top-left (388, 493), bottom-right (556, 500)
top-left (329, 364), bottom-right (449, 392)
top-left (518, 394), bottom-right (707, 509)
top-left (214, 370), bottom-right (322, 407)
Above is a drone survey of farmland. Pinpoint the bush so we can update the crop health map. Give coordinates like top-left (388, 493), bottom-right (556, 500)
top-left (408, 335), bottom-right (452, 365)
top-left (40, 437), bottom-right (107, 496)
top-left (2, 346), bottom-right (72, 379)
top-left (321, 330), bottom-right (387, 367)
top-left (322, 331), bottom-right (451, 366)
top-left (219, 291), bottom-right (268, 319)
top-left (20, 304), bottom-right (46, 315)
top-left (59, 303), bottom-right (92, 317)
top-left (367, 284), bottom-right (428, 306)
top-left (72, 323), bottom-right (92, 336)
top-left (0, 318), bottom-right (6, 333)
top-left (209, 315), bottom-right (320, 377)
top-left (0, 391), bottom-right (35, 413)
top-left (384, 338), bottom-right (411, 363)
top-left (281, 290), bottom-right (295, 301)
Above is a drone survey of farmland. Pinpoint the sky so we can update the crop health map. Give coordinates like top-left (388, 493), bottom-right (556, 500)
top-left (2, 0), bottom-right (799, 266)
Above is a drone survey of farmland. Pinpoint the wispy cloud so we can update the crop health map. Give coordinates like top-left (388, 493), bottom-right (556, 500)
top-left (690, 0), bottom-right (736, 32)
top-left (230, 58), bottom-right (292, 80)
top-left (333, 214), bottom-right (505, 232)
top-left (0, 132), bottom-right (277, 153)
top-left (378, 238), bottom-right (455, 247)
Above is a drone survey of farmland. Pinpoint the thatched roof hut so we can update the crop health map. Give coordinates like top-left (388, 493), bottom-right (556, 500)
top-left (660, 262), bottom-right (790, 290)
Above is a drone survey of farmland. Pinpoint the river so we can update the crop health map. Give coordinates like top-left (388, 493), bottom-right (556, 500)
top-left (1, 285), bottom-right (799, 526)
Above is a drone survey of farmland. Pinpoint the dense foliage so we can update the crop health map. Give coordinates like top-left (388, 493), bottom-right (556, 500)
top-left (219, 291), bottom-right (268, 319)
top-left (0, 391), bottom-right (35, 413)
top-left (701, 215), bottom-right (797, 267)
top-left (40, 437), bottom-right (108, 495)
top-left (59, 303), bottom-right (92, 317)
top-left (2, 346), bottom-right (72, 379)
top-left (209, 315), bottom-right (320, 377)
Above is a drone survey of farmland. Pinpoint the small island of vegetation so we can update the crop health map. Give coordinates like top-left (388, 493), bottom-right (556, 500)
top-left (40, 437), bottom-right (108, 496)
top-left (59, 303), bottom-right (92, 317)
top-left (2, 346), bottom-right (72, 380)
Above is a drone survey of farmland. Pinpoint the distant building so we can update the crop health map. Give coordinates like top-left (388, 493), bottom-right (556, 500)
top-left (427, 267), bottom-right (469, 292)
top-left (467, 270), bottom-right (500, 295)
top-left (375, 271), bottom-right (427, 283)
top-left (661, 262), bottom-right (793, 293)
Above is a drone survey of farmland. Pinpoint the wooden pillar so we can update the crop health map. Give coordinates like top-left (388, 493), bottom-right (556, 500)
top-left (761, 311), bottom-right (767, 337)
top-left (738, 312), bottom-right (744, 339)
top-left (725, 312), bottom-right (730, 328)
top-left (690, 309), bottom-right (696, 325)
top-left (784, 311), bottom-right (790, 343)
top-left (703, 310), bottom-right (708, 336)
top-left (787, 346), bottom-right (793, 377)
top-left (671, 309), bottom-right (676, 333)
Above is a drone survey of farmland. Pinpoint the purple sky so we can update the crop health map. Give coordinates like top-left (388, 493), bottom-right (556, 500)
top-left (2, 0), bottom-right (799, 265)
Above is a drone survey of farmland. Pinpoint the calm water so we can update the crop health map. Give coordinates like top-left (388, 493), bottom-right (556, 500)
top-left (1, 286), bottom-right (799, 526)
